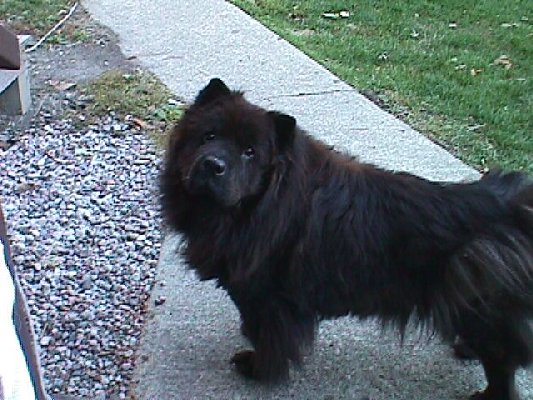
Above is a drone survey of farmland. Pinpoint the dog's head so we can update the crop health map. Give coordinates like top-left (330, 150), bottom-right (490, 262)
top-left (165, 78), bottom-right (296, 208)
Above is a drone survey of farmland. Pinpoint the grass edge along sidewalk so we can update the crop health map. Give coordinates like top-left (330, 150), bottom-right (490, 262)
top-left (231, 0), bottom-right (532, 173)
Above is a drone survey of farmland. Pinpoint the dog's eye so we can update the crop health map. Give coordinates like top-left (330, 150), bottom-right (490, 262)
top-left (203, 132), bottom-right (216, 142)
top-left (242, 147), bottom-right (255, 159)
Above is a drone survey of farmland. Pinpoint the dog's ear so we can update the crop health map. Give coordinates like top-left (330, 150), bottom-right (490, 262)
top-left (268, 111), bottom-right (296, 152)
top-left (194, 78), bottom-right (231, 106)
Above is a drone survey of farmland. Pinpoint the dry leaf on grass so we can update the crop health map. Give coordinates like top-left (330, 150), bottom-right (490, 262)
top-left (467, 124), bottom-right (486, 132)
top-left (321, 10), bottom-right (350, 20)
top-left (493, 55), bottom-right (513, 69)
top-left (289, 12), bottom-right (304, 21)
top-left (377, 52), bottom-right (389, 61)
top-left (322, 12), bottom-right (338, 19)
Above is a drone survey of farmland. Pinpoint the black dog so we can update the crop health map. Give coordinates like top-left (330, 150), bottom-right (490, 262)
top-left (161, 78), bottom-right (533, 400)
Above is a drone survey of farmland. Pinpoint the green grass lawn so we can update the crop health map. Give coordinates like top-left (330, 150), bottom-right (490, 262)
top-left (231, 0), bottom-right (532, 173)
top-left (0, 0), bottom-right (73, 35)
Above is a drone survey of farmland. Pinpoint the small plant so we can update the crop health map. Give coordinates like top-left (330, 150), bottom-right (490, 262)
top-left (81, 69), bottom-right (184, 146)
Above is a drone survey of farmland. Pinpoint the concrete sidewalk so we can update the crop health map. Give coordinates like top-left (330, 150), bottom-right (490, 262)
top-left (83, 1), bottom-right (531, 399)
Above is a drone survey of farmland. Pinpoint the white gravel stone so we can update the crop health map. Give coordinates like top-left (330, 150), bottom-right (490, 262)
top-left (1, 103), bottom-right (162, 398)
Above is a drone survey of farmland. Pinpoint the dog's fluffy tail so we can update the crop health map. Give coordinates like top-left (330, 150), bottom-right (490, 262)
top-left (443, 171), bottom-right (533, 317)
top-left (428, 170), bottom-right (533, 369)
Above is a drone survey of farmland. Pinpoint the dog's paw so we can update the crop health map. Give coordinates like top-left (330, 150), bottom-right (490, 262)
top-left (469, 389), bottom-right (519, 400)
top-left (470, 391), bottom-right (500, 400)
top-left (231, 350), bottom-right (256, 379)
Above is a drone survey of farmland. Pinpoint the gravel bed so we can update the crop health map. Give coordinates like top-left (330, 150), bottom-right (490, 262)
top-left (1, 100), bottom-right (162, 398)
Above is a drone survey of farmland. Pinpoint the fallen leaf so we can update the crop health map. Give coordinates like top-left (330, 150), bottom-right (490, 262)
top-left (493, 55), bottom-right (512, 69)
top-left (292, 28), bottom-right (316, 37)
top-left (322, 12), bottom-right (339, 19)
top-left (289, 12), bottom-right (304, 21)
top-left (322, 10), bottom-right (350, 19)
top-left (132, 117), bottom-right (147, 129)
top-left (467, 124), bottom-right (485, 131)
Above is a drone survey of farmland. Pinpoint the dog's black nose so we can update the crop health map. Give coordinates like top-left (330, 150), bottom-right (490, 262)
top-left (203, 156), bottom-right (226, 176)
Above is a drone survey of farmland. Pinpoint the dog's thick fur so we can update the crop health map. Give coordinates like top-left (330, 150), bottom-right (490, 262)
top-left (161, 79), bottom-right (533, 400)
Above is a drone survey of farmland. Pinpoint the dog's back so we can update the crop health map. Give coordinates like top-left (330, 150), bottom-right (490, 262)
top-left (298, 151), bottom-right (533, 400)
top-left (416, 170), bottom-right (533, 400)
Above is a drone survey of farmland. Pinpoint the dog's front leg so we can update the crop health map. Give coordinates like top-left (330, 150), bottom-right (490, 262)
top-left (231, 299), bottom-right (314, 383)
